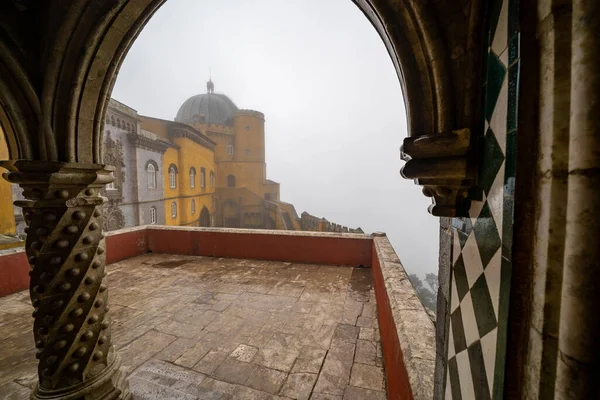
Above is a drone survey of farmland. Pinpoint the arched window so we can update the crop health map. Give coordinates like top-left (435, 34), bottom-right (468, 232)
top-left (210, 171), bottom-right (215, 188)
top-left (227, 174), bottom-right (236, 188)
top-left (169, 165), bottom-right (178, 189)
top-left (147, 163), bottom-right (157, 189)
top-left (200, 168), bottom-right (206, 188)
top-left (171, 202), bottom-right (177, 218)
top-left (150, 207), bottom-right (157, 224)
top-left (106, 171), bottom-right (116, 190)
top-left (189, 167), bottom-right (196, 188)
top-left (191, 199), bottom-right (196, 215)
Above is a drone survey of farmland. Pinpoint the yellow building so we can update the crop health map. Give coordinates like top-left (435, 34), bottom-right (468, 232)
top-left (0, 125), bottom-right (15, 235)
top-left (139, 117), bottom-right (216, 227)
top-left (102, 80), bottom-right (356, 233)
top-left (0, 125), bottom-right (24, 250)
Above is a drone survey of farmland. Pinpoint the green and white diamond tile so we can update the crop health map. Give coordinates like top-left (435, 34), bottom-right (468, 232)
top-left (444, 0), bottom-right (519, 398)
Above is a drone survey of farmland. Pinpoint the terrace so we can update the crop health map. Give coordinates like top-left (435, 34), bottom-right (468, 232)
top-left (0, 227), bottom-right (435, 399)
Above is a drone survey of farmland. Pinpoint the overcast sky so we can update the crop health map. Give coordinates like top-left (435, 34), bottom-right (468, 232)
top-left (112, 0), bottom-right (440, 277)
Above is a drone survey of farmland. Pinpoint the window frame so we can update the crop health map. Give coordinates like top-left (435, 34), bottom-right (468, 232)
top-left (226, 144), bottom-right (234, 155)
top-left (147, 163), bottom-right (157, 189)
top-left (150, 206), bottom-right (157, 224)
top-left (169, 165), bottom-right (177, 189)
top-left (201, 168), bottom-right (206, 189)
top-left (210, 171), bottom-right (215, 188)
top-left (191, 199), bottom-right (196, 215)
top-left (171, 201), bottom-right (177, 218)
top-left (190, 167), bottom-right (196, 188)
top-left (106, 171), bottom-right (117, 190)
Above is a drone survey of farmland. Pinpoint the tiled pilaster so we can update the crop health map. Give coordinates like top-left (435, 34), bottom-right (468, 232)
top-left (444, 0), bottom-right (520, 398)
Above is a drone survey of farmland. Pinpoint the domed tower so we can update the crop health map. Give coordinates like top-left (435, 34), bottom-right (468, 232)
top-left (175, 80), bottom-right (239, 127)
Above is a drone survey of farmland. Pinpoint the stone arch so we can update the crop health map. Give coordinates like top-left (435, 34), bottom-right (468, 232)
top-left (0, 0), bottom-right (479, 164)
top-left (199, 206), bottom-right (210, 227)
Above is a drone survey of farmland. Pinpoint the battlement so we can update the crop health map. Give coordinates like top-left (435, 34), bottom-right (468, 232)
top-left (235, 109), bottom-right (265, 120)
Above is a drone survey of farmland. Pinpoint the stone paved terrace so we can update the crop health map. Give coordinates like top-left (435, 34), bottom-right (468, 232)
top-left (0, 253), bottom-right (387, 399)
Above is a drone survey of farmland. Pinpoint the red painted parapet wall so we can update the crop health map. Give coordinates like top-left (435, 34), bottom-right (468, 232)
top-left (0, 250), bottom-right (29, 298)
top-left (372, 235), bottom-right (436, 399)
top-left (0, 226), bottom-right (433, 399)
top-left (146, 226), bottom-right (372, 267)
top-left (0, 226), bottom-right (372, 296)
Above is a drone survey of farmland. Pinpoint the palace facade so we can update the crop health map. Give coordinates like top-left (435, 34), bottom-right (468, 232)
top-left (0, 81), bottom-right (360, 235)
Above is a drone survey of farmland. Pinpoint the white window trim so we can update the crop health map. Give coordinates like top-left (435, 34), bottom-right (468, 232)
top-left (227, 145), bottom-right (234, 155)
top-left (171, 202), bottom-right (177, 218)
top-left (106, 172), bottom-right (117, 190)
top-left (147, 164), bottom-right (157, 189)
top-left (150, 207), bottom-right (157, 224)
top-left (190, 168), bottom-right (196, 188)
top-left (169, 167), bottom-right (177, 189)
top-left (191, 199), bottom-right (196, 215)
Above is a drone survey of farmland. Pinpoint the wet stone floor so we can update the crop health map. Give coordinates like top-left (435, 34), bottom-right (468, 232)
top-left (0, 254), bottom-right (387, 399)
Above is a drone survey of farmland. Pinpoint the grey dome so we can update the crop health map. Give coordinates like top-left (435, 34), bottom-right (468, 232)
top-left (175, 93), bottom-right (238, 126)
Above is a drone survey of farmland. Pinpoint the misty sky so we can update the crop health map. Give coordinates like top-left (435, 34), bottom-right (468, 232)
top-left (112, 0), bottom-right (440, 277)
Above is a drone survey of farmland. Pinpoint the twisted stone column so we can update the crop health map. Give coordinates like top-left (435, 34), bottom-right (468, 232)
top-left (1, 161), bottom-right (130, 400)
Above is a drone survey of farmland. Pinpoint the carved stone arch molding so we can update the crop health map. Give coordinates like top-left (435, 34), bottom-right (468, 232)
top-left (0, 0), bottom-right (483, 216)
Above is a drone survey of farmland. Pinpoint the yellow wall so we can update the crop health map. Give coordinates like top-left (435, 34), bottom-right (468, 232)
top-left (233, 112), bottom-right (265, 163)
top-left (163, 147), bottom-right (180, 226)
top-left (0, 125), bottom-right (15, 234)
top-left (156, 121), bottom-right (216, 227)
top-left (172, 136), bottom-right (216, 225)
top-left (217, 162), bottom-right (265, 195)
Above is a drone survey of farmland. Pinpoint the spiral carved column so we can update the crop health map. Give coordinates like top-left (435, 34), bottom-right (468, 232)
top-left (1, 161), bottom-right (130, 400)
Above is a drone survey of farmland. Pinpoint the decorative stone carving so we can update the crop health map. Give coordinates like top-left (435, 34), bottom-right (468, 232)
top-left (0, 160), bottom-right (130, 400)
top-left (400, 129), bottom-right (475, 217)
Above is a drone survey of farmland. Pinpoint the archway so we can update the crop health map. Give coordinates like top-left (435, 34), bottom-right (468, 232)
top-left (199, 206), bottom-right (210, 227)
top-left (0, 1), bottom-right (488, 398)
top-left (227, 174), bottom-right (236, 188)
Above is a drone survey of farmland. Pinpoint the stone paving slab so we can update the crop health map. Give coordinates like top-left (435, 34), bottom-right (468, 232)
top-left (0, 255), bottom-right (387, 399)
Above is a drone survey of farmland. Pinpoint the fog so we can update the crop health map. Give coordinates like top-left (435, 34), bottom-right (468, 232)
top-left (112, 0), bottom-right (440, 277)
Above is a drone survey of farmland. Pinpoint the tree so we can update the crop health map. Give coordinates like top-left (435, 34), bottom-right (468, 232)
top-left (408, 273), bottom-right (437, 311)
top-left (424, 273), bottom-right (439, 293)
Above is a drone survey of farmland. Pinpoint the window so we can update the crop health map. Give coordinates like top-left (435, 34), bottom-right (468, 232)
top-left (171, 202), bottom-right (177, 218)
top-left (201, 168), bottom-right (206, 188)
top-left (106, 172), bottom-right (116, 190)
top-left (117, 119), bottom-right (121, 129)
top-left (210, 171), bottom-right (215, 188)
top-left (227, 145), bottom-right (234, 155)
top-left (191, 199), bottom-right (196, 215)
top-left (227, 174), bottom-right (236, 188)
top-left (189, 167), bottom-right (196, 188)
top-left (147, 163), bottom-right (157, 189)
top-left (150, 207), bottom-right (157, 224)
top-left (169, 165), bottom-right (177, 189)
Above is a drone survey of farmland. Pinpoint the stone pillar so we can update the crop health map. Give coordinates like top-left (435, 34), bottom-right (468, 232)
top-left (1, 161), bottom-right (130, 400)
top-left (555, 0), bottom-right (600, 398)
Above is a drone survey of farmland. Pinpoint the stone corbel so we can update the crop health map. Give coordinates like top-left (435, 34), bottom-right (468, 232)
top-left (400, 129), bottom-right (475, 217)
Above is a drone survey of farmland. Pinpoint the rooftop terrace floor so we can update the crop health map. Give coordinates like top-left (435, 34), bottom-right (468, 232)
top-left (0, 254), bottom-right (387, 399)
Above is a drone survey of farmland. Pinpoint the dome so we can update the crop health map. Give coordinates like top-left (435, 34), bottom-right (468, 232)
top-left (175, 90), bottom-right (239, 126)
